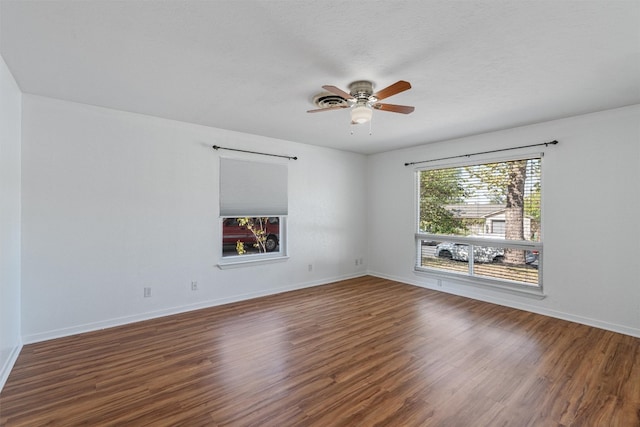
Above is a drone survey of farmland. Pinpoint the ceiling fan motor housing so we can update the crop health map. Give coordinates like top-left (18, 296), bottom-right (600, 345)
top-left (349, 80), bottom-right (376, 103)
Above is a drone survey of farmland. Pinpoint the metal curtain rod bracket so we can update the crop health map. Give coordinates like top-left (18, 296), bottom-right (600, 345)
top-left (404, 140), bottom-right (558, 166)
top-left (212, 145), bottom-right (298, 160)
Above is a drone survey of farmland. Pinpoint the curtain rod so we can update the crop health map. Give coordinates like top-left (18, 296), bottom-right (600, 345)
top-left (404, 140), bottom-right (558, 167)
top-left (212, 145), bottom-right (298, 160)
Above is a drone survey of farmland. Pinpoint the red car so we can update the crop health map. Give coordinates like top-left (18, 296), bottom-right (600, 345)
top-left (222, 217), bottom-right (280, 252)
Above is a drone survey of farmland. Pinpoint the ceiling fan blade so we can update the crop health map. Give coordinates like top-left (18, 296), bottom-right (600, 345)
top-left (322, 85), bottom-right (354, 100)
top-left (373, 80), bottom-right (411, 101)
top-left (307, 105), bottom-right (349, 113)
top-left (373, 103), bottom-right (415, 114)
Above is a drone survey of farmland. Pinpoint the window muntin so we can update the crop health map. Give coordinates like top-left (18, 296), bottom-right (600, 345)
top-left (416, 157), bottom-right (542, 288)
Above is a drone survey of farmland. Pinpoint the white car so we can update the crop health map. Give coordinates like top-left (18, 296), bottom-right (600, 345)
top-left (435, 242), bottom-right (539, 267)
top-left (435, 242), bottom-right (503, 263)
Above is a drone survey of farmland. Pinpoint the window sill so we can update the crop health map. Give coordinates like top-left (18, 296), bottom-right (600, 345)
top-left (218, 255), bottom-right (289, 270)
top-left (414, 267), bottom-right (546, 299)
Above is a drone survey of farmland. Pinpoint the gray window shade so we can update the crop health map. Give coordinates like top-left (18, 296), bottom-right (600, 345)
top-left (220, 158), bottom-right (288, 216)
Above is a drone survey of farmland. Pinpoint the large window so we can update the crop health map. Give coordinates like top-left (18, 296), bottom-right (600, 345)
top-left (219, 157), bottom-right (288, 264)
top-left (415, 156), bottom-right (542, 289)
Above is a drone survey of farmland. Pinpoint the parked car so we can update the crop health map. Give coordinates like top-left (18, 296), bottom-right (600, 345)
top-left (435, 242), bottom-right (503, 263)
top-left (222, 217), bottom-right (279, 252)
top-left (435, 242), bottom-right (539, 266)
top-left (526, 250), bottom-right (539, 268)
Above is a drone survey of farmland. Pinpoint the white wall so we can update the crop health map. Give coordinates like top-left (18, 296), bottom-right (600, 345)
top-left (0, 53), bottom-right (22, 388)
top-left (368, 105), bottom-right (640, 337)
top-left (20, 95), bottom-right (368, 342)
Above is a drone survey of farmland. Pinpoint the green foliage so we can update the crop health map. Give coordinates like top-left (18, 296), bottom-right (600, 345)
top-left (524, 184), bottom-right (541, 240)
top-left (524, 185), bottom-right (541, 221)
top-left (419, 169), bottom-right (468, 234)
top-left (236, 217), bottom-right (269, 254)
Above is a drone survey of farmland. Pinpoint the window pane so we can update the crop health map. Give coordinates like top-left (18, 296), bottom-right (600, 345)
top-left (222, 217), bottom-right (280, 257)
top-left (473, 246), bottom-right (539, 285)
top-left (419, 240), bottom-right (470, 274)
top-left (419, 158), bottom-right (541, 241)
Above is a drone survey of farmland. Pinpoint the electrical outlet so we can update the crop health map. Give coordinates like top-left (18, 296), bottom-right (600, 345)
top-left (308, 264), bottom-right (313, 272)
top-left (355, 259), bottom-right (359, 266)
top-left (144, 287), bottom-right (152, 298)
top-left (191, 281), bottom-right (198, 291)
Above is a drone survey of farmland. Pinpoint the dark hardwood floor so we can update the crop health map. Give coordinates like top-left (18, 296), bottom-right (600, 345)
top-left (1, 276), bottom-right (639, 426)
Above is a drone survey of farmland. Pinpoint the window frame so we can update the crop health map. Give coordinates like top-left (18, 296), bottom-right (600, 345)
top-left (413, 152), bottom-right (544, 296)
top-left (218, 215), bottom-right (288, 269)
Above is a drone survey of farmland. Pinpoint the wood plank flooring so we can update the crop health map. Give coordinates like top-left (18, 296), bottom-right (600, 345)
top-left (1, 276), bottom-right (639, 426)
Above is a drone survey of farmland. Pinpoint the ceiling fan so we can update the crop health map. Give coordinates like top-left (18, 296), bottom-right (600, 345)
top-left (308, 80), bottom-right (415, 125)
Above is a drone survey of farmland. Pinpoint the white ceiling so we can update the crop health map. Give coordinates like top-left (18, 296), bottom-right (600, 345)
top-left (1, 1), bottom-right (639, 154)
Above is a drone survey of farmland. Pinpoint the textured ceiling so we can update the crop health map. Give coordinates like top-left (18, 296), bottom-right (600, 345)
top-left (1, 1), bottom-right (639, 154)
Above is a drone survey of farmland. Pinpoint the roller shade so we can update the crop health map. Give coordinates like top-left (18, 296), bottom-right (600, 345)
top-left (220, 158), bottom-right (288, 216)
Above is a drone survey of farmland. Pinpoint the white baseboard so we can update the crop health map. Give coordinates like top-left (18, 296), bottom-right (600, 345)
top-left (368, 270), bottom-right (640, 339)
top-left (0, 342), bottom-right (23, 393)
top-left (22, 272), bottom-right (367, 345)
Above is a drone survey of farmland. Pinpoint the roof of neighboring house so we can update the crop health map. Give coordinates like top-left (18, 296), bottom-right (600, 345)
top-left (444, 204), bottom-right (506, 219)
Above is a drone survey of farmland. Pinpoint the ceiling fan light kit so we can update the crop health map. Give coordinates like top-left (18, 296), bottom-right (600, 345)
top-left (351, 104), bottom-right (373, 124)
top-left (308, 80), bottom-right (415, 126)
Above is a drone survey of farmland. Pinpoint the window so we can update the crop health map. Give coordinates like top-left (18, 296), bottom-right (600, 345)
top-left (491, 220), bottom-right (505, 235)
top-left (415, 156), bottom-right (542, 290)
top-left (219, 158), bottom-right (288, 264)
